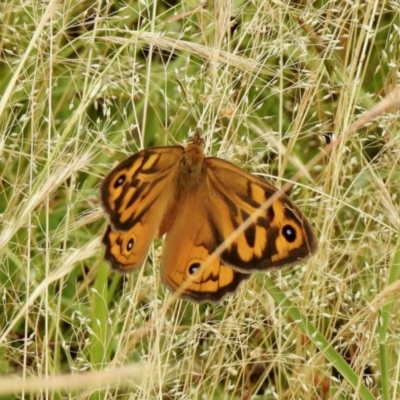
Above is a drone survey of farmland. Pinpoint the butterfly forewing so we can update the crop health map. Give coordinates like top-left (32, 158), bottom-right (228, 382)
top-left (101, 147), bottom-right (184, 231)
top-left (204, 157), bottom-right (317, 272)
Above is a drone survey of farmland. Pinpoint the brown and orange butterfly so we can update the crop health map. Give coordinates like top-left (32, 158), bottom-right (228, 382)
top-left (100, 133), bottom-right (317, 303)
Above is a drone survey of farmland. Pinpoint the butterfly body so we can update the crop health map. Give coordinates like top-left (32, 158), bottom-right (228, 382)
top-left (101, 134), bottom-right (317, 302)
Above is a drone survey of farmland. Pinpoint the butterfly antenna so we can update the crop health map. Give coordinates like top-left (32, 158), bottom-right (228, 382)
top-left (175, 79), bottom-right (205, 139)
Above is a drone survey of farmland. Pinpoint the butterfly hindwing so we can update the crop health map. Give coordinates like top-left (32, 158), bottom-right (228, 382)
top-left (160, 190), bottom-right (251, 303)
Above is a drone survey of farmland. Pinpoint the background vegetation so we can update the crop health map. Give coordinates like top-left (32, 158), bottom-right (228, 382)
top-left (1, 0), bottom-right (400, 399)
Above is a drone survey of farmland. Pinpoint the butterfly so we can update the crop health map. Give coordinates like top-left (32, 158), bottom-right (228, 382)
top-left (100, 132), bottom-right (317, 303)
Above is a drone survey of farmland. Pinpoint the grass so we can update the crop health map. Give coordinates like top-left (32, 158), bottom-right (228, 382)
top-left (0, 0), bottom-right (400, 399)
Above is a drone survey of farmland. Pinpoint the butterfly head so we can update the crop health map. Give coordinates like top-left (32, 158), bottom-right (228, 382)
top-left (181, 131), bottom-right (205, 175)
top-left (186, 130), bottom-right (205, 149)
